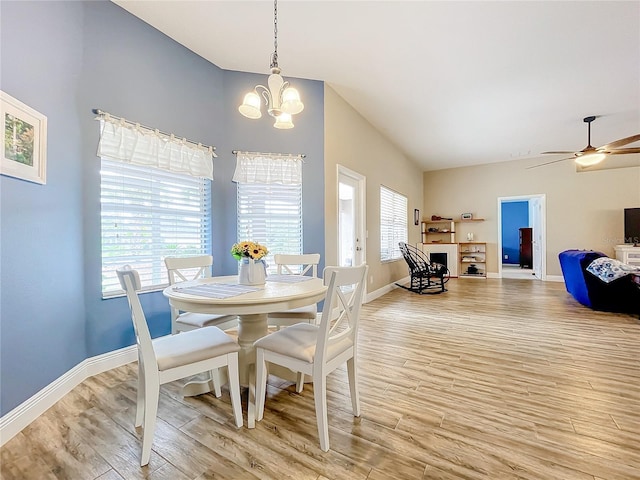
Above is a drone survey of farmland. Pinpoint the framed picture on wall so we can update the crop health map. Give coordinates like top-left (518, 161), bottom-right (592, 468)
top-left (1, 90), bottom-right (47, 185)
top-left (414, 209), bottom-right (420, 225)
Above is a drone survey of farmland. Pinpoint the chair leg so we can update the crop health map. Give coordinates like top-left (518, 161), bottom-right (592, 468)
top-left (248, 365), bottom-right (256, 429)
top-left (295, 372), bottom-right (305, 393)
top-left (226, 353), bottom-right (243, 428)
top-left (313, 374), bottom-right (330, 452)
top-left (254, 348), bottom-right (267, 422)
top-left (346, 356), bottom-right (361, 417)
top-left (170, 311), bottom-right (178, 335)
top-left (135, 361), bottom-right (145, 428)
top-left (140, 380), bottom-right (159, 467)
top-left (211, 368), bottom-right (222, 398)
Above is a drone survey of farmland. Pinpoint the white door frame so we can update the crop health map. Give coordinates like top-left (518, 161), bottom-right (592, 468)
top-left (337, 165), bottom-right (366, 267)
top-left (496, 194), bottom-right (547, 280)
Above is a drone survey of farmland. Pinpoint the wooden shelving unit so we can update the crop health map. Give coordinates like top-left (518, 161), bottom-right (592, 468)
top-left (420, 216), bottom-right (486, 278)
top-left (421, 220), bottom-right (455, 244)
top-left (459, 242), bottom-right (487, 278)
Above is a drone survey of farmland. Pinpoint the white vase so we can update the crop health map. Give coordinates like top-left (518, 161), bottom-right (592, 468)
top-left (238, 258), bottom-right (266, 286)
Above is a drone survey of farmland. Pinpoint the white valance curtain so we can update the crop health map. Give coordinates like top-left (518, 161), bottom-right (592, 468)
top-left (97, 114), bottom-right (215, 180)
top-left (232, 151), bottom-right (303, 185)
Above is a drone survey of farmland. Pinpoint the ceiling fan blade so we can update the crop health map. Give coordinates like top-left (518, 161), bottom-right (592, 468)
top-left (598, 133), bottom-right (640, 151)
top-left (526, 157), bottom-right (574, 169)
top-left (541, 151), bottom-right (576, 155)
top-left (606, 147), bottom-right (640, 155)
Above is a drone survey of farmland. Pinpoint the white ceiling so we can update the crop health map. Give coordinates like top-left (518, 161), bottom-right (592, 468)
top-left (113, 0), bottom-right (640, 172)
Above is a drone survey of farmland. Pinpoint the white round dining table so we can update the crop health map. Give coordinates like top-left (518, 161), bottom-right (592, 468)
top-left (163, 275), bottom-right (326, 427)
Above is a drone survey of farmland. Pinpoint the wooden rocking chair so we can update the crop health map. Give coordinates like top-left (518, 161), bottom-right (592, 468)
top-left (396, 242), bottom-right (449, 294)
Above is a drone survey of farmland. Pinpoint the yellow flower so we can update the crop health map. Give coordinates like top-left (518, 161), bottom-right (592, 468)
top-left (231, 240), bottom-right (268, 260)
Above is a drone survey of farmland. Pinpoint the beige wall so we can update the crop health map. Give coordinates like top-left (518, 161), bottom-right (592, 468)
top-left (324, 85), bottom-right (424, 291)
top-left (423, 159), bottom-right (640, 276)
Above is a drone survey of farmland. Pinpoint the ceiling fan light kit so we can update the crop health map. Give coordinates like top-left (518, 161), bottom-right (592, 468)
top-left (238, 0), bottom-right (304, 129)
top-left (574, 152), bottom-right (606, 167)
top-left (530, 115), bottom-right (640, 169)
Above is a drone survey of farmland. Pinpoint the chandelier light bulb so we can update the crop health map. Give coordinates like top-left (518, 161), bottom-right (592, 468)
top-left (239, 91), bottom-right (262, 119)
top-left (281, 87), bottom-right (304, 115)
top-left (274, 112), bottom-right (294, 129)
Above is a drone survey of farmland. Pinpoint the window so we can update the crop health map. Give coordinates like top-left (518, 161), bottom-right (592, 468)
top-left (100, 159), bottom-right (211, 297)
top-left (237, 183), bottom-right (302, 273)
top-left (380, 185), bottom-right (407, 261)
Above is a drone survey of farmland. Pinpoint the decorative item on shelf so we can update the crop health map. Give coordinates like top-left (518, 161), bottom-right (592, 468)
top-left (231, 241), bottom-right (269, 285)
top-left (461, 213), bottom-right (473, 220)
top-left (467, 264), bottom-right (479, 275)
top-left (467, 232), bottom-right (474, 241)
top-left (431, 215), bottom-right (453, 221)
top-left (238, 0), bottom-right (304, 129)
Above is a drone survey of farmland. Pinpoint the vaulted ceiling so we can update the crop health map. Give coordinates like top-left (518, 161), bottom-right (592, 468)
top-left (113, 1), bottom-right (640, 172)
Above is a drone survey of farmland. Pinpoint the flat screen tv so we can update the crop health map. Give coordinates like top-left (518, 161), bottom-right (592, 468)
top-left (624, 208), bottom-right (640, 245)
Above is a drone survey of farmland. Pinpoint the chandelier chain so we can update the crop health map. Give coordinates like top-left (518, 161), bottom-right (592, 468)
top-left (271, 0), bottom-right (279, 69)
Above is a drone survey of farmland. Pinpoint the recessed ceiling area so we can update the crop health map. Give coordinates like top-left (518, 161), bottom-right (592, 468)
top-left (112, 0), bottom-right (640, 172)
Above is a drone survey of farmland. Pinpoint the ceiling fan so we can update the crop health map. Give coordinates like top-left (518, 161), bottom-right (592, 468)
top-left (529, 116), bottom-right (640, 169)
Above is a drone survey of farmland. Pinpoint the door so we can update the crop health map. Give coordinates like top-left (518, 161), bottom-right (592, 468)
top-left (529, 197), bottom-right (545, 280)
top-left (338, 166), bottom-right (366, 268)
top-left (497, 194), bottom-right (546, 280)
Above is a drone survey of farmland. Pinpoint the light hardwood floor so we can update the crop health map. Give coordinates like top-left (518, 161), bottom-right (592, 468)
top-left (2, 278), bottom-right (639, 479)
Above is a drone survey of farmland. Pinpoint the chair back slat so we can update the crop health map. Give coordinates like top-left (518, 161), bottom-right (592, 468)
top-left (316, 265), bottom-right (368, 365)
top-left (165, 255), bottom-right (213, 285)
top-left (116, 266), bottom-right (156, 370)
top-left (164, 255), bottom-right (216, 333)
top-left (274, 253), bottom-right (320, 277)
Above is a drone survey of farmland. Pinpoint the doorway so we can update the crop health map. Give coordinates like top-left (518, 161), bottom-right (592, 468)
top-left (497, 195), bottom-right (546, 280)
top-left (338, 166), bottom-right (366, 268)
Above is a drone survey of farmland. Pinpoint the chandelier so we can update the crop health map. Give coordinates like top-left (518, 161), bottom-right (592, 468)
top-left (238, 0), bottom-right (304, 129)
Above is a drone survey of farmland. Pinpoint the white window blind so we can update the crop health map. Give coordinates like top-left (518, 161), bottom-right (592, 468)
top-left (237, 183), bottom-right (302, 273)
top-left (100, 159), bottom-right (211, 296)
top-left (380, 185), bottom-right (408, 261)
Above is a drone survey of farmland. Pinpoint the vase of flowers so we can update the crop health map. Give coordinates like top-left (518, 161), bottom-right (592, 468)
top-left (231, 241), bottom-right (268, 286)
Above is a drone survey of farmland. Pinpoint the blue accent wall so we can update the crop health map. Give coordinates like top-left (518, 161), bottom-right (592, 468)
top-left (501, 201), bottom-right (529, 264)
top-left (0, 0), bottom-right (324, 416)
top-left (1, 0), bottom-right (87, 417)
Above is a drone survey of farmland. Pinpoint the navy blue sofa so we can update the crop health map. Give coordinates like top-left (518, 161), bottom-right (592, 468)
top-left (559, 249), bottom-right (640, 314)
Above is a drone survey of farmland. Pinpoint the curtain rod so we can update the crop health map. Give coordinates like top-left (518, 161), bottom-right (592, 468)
top-left (92, 108), bottom-right (217, 156)
top-left (232, 150), bottom-right (306, 159)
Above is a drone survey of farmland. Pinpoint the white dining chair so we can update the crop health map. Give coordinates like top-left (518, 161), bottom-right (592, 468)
top-left (116, 266), bottom-right (243, 466)
top-left (254, 264), bottom-right (368, 452)
top-left (267, 253), bottom-right (322, 392)
top-left (165, 255), bottom-right (239, 398)
top-left (267, 253), bottom-right (321, 329)
top-left (165, 255), bottom-right (238, 334)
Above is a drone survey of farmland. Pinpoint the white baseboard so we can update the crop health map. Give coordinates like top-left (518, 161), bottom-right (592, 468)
top-left (492, 272), bottom-right (565, 282)
top-left (545, 275), bottom-right (565, 282)
top-left (0, 345), bottom-right (137, 447)
top-left (365, 276), bottom-right (409, 303)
